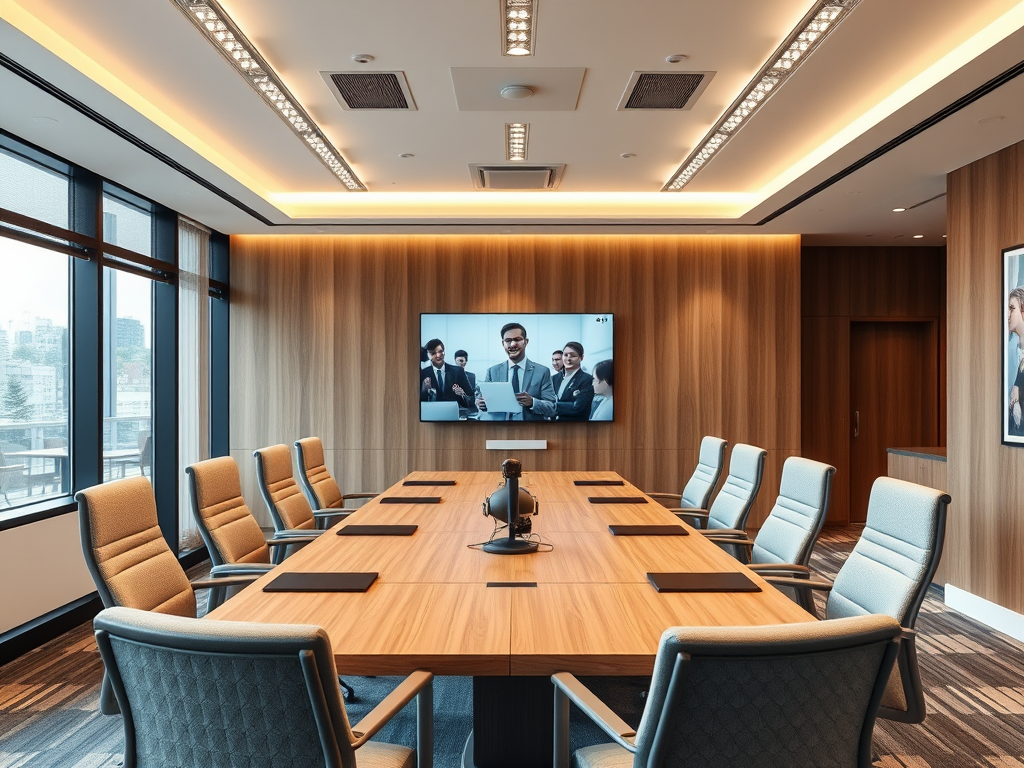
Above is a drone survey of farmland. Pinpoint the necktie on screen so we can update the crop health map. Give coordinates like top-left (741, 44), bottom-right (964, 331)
top-left (436, 367), bottom-right (444, 392)
top-left (511, 364), bottom-right (521, 394)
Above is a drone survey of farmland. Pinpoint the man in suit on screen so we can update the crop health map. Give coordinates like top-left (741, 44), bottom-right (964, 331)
top-left (476, 322), bottom-right (556, 421)
top-left (421, 339), bottom-right (473, 409)
top-left (551, 342), bottom-right (594, 421)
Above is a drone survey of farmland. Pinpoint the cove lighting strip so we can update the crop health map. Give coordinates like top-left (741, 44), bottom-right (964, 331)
top-left (502, 0), bottom-right (537, 56)
top-left (664, 0), bottom-right (861, 191)
top-left (171, 0), bottom-right (366, 191)
top-left (506, 123), bottom-right (529, 161)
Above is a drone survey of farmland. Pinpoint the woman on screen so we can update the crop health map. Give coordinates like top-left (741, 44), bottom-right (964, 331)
top-left (1008, 287), bottom-right (1024, 436)
top-left (590, 359), bottom-right (613, 421)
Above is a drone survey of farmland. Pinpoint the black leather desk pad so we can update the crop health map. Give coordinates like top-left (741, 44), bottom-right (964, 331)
top-left (646, 572), bottom-right (761, 593)
top-left (574, 480), bottom-right (625, 486)
top-left (403, 480), bottom-right (457, 486)
top-left (380, 496), bottom-right (441, 504)
top-left (337, 525), bottom-right (418, 536)
top-left (263, 572), bottom-right (378, 593)
top-left (588, 496), bottom-right (648, 504)
top-left (609, 525), bottom-right (689, 536)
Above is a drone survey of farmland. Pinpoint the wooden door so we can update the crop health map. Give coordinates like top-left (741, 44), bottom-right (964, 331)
top-left (849, 321), bottom-right (939, 522)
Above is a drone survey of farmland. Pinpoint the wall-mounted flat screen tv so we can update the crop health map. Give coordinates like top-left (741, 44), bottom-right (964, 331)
top-left (420, 313), bottom-right (614, 423)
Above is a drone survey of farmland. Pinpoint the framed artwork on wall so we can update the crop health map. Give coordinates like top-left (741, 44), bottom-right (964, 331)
top-left (1003, 244), bottom-right (1024, 445)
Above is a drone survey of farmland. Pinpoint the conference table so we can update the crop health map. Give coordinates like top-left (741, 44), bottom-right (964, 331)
top-left (208, 470), bottom-right (814, 767)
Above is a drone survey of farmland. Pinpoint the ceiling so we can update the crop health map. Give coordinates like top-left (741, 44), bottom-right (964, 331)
top-left (1, 0), bottom-right (1023, 242)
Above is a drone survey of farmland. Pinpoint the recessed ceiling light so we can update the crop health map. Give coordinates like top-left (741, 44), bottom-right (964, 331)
top-left (351, 54), bottom-right (375, 64)
top-left (943, 235), bottom-right (947, 238)
top-left (665, 0), bottom-right (861, 191)
top-left (913, 235), bottom-right (924, 239)
top-left (172, 0), bottom-right (364, 191)
top-left (399, 153), bottom-right (415, 158)
top-left (501, 85), bottom-right (534, 100)
top-left (665, 54), bottom-right (687, 63)
top-left (506, 123), bottom-right (529, 162)
top-left (501, 0), bottom-right (537, 56)
top-left (620, 153), bottom-right (636, 159)
top-left (892, 207), bottom-right (906, 212)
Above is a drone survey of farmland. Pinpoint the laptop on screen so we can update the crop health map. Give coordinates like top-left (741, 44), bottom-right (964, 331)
top-left (421, 401), bottom-right (461, 422)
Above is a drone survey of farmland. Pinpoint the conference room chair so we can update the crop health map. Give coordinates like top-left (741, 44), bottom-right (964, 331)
top-left (254, 443), bottom-right (348, 536)
top-left (702, 457), bottom-right (835, 605)
top-left (672, 443), bottom-right (767, 531)
top-left (552, 614), bottom-right (902, 768)
top-left (295, 436), bottom-right (379, 517)
top-left (76, 476), bottom-right (260, 715)
top-left (646, 435), bottom-right (727, 515)
top-left (186, 456), bottom-right (318, 568)
top-left (0, 447), bottom-right (27, 503)
top-left (763, 477), bottom-right (950, 724)
top-left (94, 606), bottom-right (435, 768)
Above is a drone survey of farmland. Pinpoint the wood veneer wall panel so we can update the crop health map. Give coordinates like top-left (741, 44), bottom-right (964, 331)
top-left (946, 140), bottom-right (1024, 611)
top-left (230, 235), bottom-right (801, 530)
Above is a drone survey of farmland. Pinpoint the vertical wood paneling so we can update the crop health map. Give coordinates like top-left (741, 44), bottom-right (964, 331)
top-left (230, 235), bottom-right (801, 529)
top-left (947, 140), bottom-right (1024, 612)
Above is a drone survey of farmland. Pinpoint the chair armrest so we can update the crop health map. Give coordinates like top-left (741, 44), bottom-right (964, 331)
top-left (190, 574), bottom-right (260, 591)
top-left (341, 492), bottom-right (379, 500)
top-left (267, 535), bottom-right (319, 547)
top-left (646, 492), bottom-right (682, 508)
top-left (275, 528), bottom-right (325, 538)
top-left (763, 576), bottom-right (833, 591)
top-left (551, 673), bottom-right (637, 752)
top-left (701, 529), bottom-right (749, 539)
top-left (351, 670), bottom-right (434, 748)
top-left (313, 510), bottom-right (351, 522)
top-left (209, 563), bottom-right (274, 576)
top-left (747, 563), bottom-right (811, 577)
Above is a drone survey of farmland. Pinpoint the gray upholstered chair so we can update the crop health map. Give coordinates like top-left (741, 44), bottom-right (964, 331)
top-left (295, 437), bottom-right (378, 516)
top-left (76, 477), bottom-right (259, 715)
top-left (702, 457), bottom-right (835, 601)
top-left (674, 443), bottom-right (767, 531)
top-left (94, 606), bottom-right (434, 768)
top-left (186, 456), bottom-right (318, 568)
top-left (647, 436), bottom-right (727, 514)
top-left (764, 477), bottom-right (950, 724)
top-left (553, 614), bottom-right (901, 768)
top-left (255, 443), bottom-right (350, 536)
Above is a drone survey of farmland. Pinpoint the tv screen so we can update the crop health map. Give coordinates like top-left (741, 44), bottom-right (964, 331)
top-left (420, 313), bottom-right (614, 423)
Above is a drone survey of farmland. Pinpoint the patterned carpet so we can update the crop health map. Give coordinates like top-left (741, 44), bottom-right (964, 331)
top-left (2, 528), bottom-right (1024, 767)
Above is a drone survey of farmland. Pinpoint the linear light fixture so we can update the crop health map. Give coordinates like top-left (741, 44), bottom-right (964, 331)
top-left (502, 0), bottom-right (537, 56)
top-left (171, 0), bottom-right (366, 191)
top-left (664, 0), bottom-right (861, 191)
top-left (506, 123), bottom-right (529, 161)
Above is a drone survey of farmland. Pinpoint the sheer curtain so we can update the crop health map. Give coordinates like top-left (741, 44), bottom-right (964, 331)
top-left (178, 217), bottom-right (210, 553)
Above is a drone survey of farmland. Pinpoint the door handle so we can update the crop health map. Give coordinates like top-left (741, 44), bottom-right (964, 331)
top-left (853, 410), bottom-right (860, 438)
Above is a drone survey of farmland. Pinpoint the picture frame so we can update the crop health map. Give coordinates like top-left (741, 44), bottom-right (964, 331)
top-left (1002, 244), bottom-right (1024, 445)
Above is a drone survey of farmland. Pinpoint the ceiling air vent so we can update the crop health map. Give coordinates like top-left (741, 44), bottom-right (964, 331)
top-left (321, 71), bottom-right (417, 110)
top-left (616, 71), bottom-right (715, 110)
top-left (469, 164), bottom-right (565, 190)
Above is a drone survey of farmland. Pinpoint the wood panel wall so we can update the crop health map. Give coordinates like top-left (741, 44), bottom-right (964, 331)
top-left (801, 246), bottom-right (946, 524)
top-left (946, 139), bottom-right (1024, 612)
top-left (229, 235), bottom-right (801, 529)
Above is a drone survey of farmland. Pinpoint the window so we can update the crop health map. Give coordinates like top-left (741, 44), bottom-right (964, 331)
top-left (0, 237), bottom-right (70, 510)
top-left (0, 146), bottom-right (69, 232)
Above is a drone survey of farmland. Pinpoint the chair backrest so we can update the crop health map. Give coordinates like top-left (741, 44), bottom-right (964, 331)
top-left (826, 477), bottom-right (949, 627)
top-left (705, 443), bottom-right (767, 530)
top-left (680, 436), bottom-right (727, 510)
top-left (254, 444), bottom-right (316, 532)
top-left (751, 457), bottom-right (836, 567)
top-left (294, 437), bottom-right (343, 511)
top-left (631, 615), bottom-right (901, 768)
top-left (94, 606), bottom-right (359, 768)
top-left (185, 456), bottom-right (270, 568)
top-left (139, 433), bottom-right (152, 474)
top-left (76, 477), bottom-right (195, 618)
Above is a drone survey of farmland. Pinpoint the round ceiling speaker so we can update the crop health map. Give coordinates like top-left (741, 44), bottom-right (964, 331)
top-left (500, 85), bottom-right (535, 100)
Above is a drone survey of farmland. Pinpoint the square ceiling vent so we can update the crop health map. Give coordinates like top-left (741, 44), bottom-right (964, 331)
top-left (321, 71), bottom-right (417, 110)
top-left (469, 164), bottom-right (565, 190)
top-left (616, 71), bottom-right (715, 110)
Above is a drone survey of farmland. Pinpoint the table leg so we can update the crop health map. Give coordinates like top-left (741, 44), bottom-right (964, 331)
top-left (471, 676), bottom-right (553, 768)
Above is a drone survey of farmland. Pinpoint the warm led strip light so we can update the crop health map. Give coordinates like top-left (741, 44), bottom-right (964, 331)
top-left (171, 0), bottom-right (365, 190)
top-left (506, 123), bottom-right (529, 161)
top-left (502, 0), bottom-right (537, 56)
top-left (664, 0), bottom-right (861, 191)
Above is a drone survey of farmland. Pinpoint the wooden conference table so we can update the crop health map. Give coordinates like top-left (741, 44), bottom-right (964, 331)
top-left (209, 470), bottom-right (814, 766)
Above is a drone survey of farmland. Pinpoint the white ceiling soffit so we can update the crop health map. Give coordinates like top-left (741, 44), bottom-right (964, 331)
top-left (450, 67), bottom-right (586, 111)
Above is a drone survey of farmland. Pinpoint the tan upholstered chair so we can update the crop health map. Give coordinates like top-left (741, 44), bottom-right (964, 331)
top-left (186, 456), bottom-right (317, 568)
top-left (76, 476), bottom-right (257, 714)
top-left (95, 607), bottom-right (434, 768)
top-left (552, 615), bottom-right (902, 768)
top-left (254, 444), bottom-right (346, 535)
top-left (294, 437), bottom-right (378, 516)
